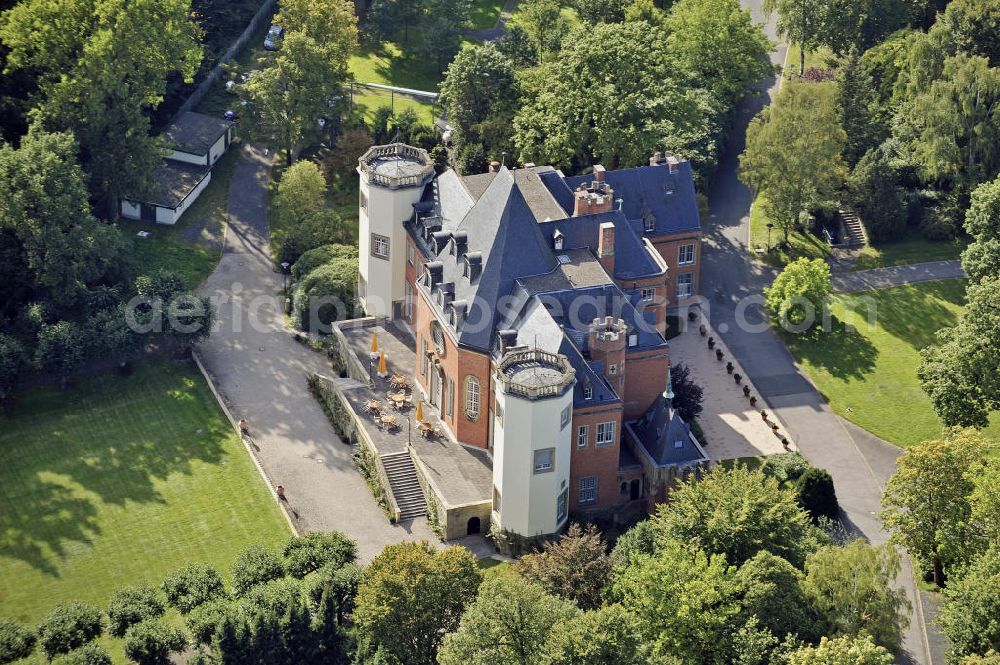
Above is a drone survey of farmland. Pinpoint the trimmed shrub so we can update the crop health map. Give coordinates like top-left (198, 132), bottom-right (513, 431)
top-left (797, 467), bottom-right (840, 521)
top-left (107, 584), bottom-right (165, 637)
top-left (0, 617), bottom-right (36, 664)
top-left (123, 620), bottom-right (186, 665)
top-left (291, 258), bottom-right (358, 332)
top-left (762, 452), bottom-right (809, 484)
top-left (162, 564), bottom-right (227, 614)
top-left (291, 244), bottom-right (358, 282)
top-left (279, 209), bottom-right (355, 266)
top-left (231, 545), bottom-right (284, 596)
top-left (37, 602), bottom-right (103, 658)
top-left (283, 532), bottom-right (358, 578)
top-left (50, 643), bottom-right (113, 665)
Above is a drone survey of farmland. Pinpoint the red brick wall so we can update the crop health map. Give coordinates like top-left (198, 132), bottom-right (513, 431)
top-left (622, 347), bottom-right (670, 419)
top-left (617, 273), bottom-right (670, 336)
top-left (651, 231), bottom-right (701, 305)
top-left (569, 402), bottom-right (624, 510)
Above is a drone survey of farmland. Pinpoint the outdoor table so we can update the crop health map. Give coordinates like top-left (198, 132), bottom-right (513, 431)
top-left (364, 399), bottom-right (382, 414)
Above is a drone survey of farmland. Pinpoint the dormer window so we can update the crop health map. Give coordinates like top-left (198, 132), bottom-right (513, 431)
top-left (583, 383), bottom-right (593, 400)
top-left (553, 229), bottom-right (565, 251)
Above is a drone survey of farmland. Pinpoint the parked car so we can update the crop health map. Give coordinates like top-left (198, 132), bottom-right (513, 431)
top-left (263, 25), bottom-right (284, 50)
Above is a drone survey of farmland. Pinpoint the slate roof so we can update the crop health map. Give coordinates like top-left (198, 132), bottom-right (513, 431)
top-left (162, 112), bottom-right (233, 156)
top-left (143, 160), bottom-right (210, 208)
top-left (541, 161), bottom-right (701, 237)
top-left (538, 210), bottom-right (665, 281)
top-left (627, 395), bottom-right (708, 467)
top-left (415, 167), bottom-right (558, 352)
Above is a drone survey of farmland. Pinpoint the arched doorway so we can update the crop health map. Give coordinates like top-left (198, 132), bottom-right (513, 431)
top-left (467, 516), bottom-right (481, 535)
top-left (629, 479), bottom-right (641, 501)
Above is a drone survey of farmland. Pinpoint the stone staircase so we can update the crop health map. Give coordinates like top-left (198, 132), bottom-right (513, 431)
top-left (381, 451), bottom-right (427, 520)
top-left (839, 209), bottom-right (868, 248)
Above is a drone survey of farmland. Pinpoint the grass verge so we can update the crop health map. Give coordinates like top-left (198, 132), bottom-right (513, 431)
top-left (851, 234), bottom-right (967, 271)
top-left (781, 280), bottom-right (999, 447)
top-left (748, 195), bottom-right (830, 267)
top-left (0, 360), bottom-right (290, 660)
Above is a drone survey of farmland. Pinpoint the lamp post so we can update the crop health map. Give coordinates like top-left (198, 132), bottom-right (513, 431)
top-left (766, 223), bottom-right (774, 252)
top-left (280, 262), bottom-right (290, 295)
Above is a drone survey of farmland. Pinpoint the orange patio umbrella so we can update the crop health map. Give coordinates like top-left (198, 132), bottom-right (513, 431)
top-left (369, 331), bottom-right (379, 357)
top-left (415, 400), bottom-right (424, 422)
top-left (377, 351), bottom-right (388, 377)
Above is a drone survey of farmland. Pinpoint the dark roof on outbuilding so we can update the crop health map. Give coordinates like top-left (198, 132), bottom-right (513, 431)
top-left (162, 112), bottom-right (233, 156)
top-left (141, 160), bottom-right (210, 208)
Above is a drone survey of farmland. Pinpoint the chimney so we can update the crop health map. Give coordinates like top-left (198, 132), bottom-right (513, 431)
top-left (649, 151), bottom-right (667, 166)
top-left (488, 160), bottom-right (501, 173)
top-left (573, 181), bottom-right (615, 217)
top-left (598, 221), bottom-right (615, 275)
top-left (587, 316), bottom-right (627, 396)
top-left (497, 329), bottom-right (518, 353)
top-left (666, 154), bottom-right (680, 174)
top-left (593, 164), bottom-right (606, 182)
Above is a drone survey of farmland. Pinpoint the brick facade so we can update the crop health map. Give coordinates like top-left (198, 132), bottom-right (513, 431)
top-left (651, 230), bottom-right (702, 305)
top-left (569, 403), bottom-right (624, 511)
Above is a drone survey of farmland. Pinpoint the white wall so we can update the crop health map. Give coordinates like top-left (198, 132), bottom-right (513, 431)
top-left (492, 387), bottom-right (573, 537)
top-left (121, 199), bottom-right (141, 220)
top-left (209, 134), bottom-right (226, 165)
top-left (168, 171), bottom-right (212, 224)
top-left (168, 149), bottom-right (208, 166)
top-left (357, 171), bottom-right (426, 318)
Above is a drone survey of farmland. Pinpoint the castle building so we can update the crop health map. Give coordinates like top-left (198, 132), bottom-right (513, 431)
top-left (357, 143), bottom-right (708, 538)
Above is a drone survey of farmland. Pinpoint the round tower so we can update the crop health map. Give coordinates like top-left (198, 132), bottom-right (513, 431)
top-left (356, 143), bottom-right (435, 319)
top-left (492, 348), bottom-right (576, 538)
top-left (588, 316), bottom-right (627, 396)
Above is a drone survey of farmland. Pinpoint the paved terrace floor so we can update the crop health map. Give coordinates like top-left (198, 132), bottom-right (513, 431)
top-left (339, 324), bottom-right (493, 508)
top-left (669, 318), bottom-right (792, 461)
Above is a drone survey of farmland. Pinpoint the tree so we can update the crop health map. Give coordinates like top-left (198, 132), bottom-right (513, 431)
top-left (735, 551), bottom-right (824, 643)
top-left (291, 257), bottom-right (358, 331)
top-left (36, 602), bottom-right (104, 658)
top-left (786, 634), bottom-right (895, 665)
top-left (276, 0), bottom-right (358, 60)
top-left (796, 467), bottom-right (839, 522)
top-left (283, 531), bottom-right (357, 578)
top-left (881, 430), bottom-right (988, 586)
top-left (657, 465), bottom-right (820, 568)
top-left (107, 584), bottom-right (166, 637)
top-left (918, 276), bottom-right (1000, 428)
top-left (762, 0), bottom-right (825, 74)
top-left (541, 605), bottom-right (641, 665)
top-left (937, 0), bottom-right (1000, 67)
top-left (123, 620), bottom-right (186, 665)
top-left (740, 80), bottom-right (846, 242)
top-left (516, 0), bottom-right (570, 62)
top-left (847, 147), bottom-right (907, 242)
top-left (417, 0), bottom-right (471, 73)
top-left (241, 32), bottom-right (348, 165)
top-left (939, 546), bottom-right (1000, 661)
top-left (663, 0), bottom-right (774, 106)
top-left (0, 618), bottom-right (35, 664)
top-left (363, 0), bottom-right (423, 44)
top-left (34, 321), bottom-right (86, 378)
top-left (514, 21), bottom-right (719, 175)
top-left (764, 258), bottom-right (832, 330)
top-left (516, 523), bottom-right (612, 610)
top-left (837, 48), bottom-right (886, 166)
top-left (438, 574), bottom-right (578, 665)
top-left (276, 161), bottom-right (327, 227)
top-left (901, 54), bottom-right (1000, 187)
top-left (962, 175), bottom-right (1000, 283)
top-left (313, 586), bottom-right (346, 662)
top-left (612, 538), bottom-right (741, 663)
top-left (322, 128), bottom-right (375, 182)
top-left (670, 362), bottom-right (704, 422)
top-left (307, 563), bottom-right (361, 625)
top-left (495, 23), bottom-right (538, 69)
top-left (2, 0), bottom-right (203, 215)
top-left (573, 0), bottom-right (631, 24)
top-left (162, 564), bottom-right (227, 613)
top-left (133, 269), bottom-right (215, 345)
top-left (185, 600), bottom-right (235, 646)
top-left (291, 244), bottom-right (357, 282)
top-left (0, 334), bottom-right (28, 400)
top-left (231, 545), bottom-right (285, 596)
top-left (970, 460), bottom-right (1000, 549)
top-left (354, 542), bottom-right (481, 665)
top-left (802, 540), bottom-right (909, 651)
top-left (50, 644), bottom-right (113, 665)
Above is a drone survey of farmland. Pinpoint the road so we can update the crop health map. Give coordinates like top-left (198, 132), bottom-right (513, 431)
top-left (701, 3), bottom-right (939, 663)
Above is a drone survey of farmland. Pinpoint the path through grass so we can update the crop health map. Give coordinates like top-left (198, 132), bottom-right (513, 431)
top-left (0, 360), bottom-right (290, 643)
top-left (782, 280), bottom-right (999, 447)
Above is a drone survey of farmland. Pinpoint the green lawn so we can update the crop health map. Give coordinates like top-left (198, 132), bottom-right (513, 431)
top-left (468, 0), bottom-right (506, 30)
top-left (0, 360), bottom-right (290, 660)
top-left (749, 195), bottom-right (830, 267)
top-left (128, 145), bottom-right (239, 289)
top-left (782, 280), bottom-right (1000, 447)
top-left (851, 234), bottom-right (967, 271)
top-left (782, 44), bottom-right (836, 78)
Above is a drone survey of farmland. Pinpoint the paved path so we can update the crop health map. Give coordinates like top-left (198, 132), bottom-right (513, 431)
top-left (700, 3), bottom-right (936, 662)
top-left (833, 260), bottom-right (966, 293)
top-left (196, 144), bottom-right (437, 563)
top-left (466, 0), bottom-right (520, 41)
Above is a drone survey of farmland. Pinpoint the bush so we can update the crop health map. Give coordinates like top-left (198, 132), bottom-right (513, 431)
top-left (123, 620), bottom-right (186, 665)
top-left (185, 600), bottom-right (235, 646)
top-left (283, 531), bottom-right (358, 578)
top-left (291, 244), bottom-right (358, 282)
top-left (291, 258), bottom-right (358, 332)
top-left (50, 643), bottom-right (113, 665)
top-left (34, 320), bottom-right (86, 376)
top-left (278, 208), bottom-right (354, 266)
top-left (764, 258), bottom-right (832, 329)
top-left (848, 147), bottom-right (907, 243)
top-left (762, 452), bottom-right (809, 483)
top-left (0, 334), bottom-right (29, 399)
top-left (161, 564), bottom-right (227, 614)
top-left (0, 617), bottom-right (36, 663)
top-left (36, 602), bottom-right (103, 658)
top-left (670, 363), bottom-right (704, 422)
top-left (797, 467), bottom-right (839, 521)
top-left (920, 206), bottom-right (959, 241)
top-left (231, 545), bottom-right (285, 596)
top-left (307, 563), bottom-right (361, 623)
top-left (107, 584), bottom-right (165, 637)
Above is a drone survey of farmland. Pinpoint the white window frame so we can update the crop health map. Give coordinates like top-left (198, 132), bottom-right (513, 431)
top-left (533, 448), bottom-right (555, 474)
top-left (608, 363), bottom-right (617, 376)
top-left (583, 384), bottom-right (593, 400)
top-left (560, 405), bottom-right (571, 429)
top-left (641, 287), bottom-right (655, 301)
top-left (579, 476), bottom-right (598, 504)
top-left (407, 242), bottom-right (415, 265)
top-left (679, 244), bottom-right (695, 265)
top-left (446, 377), bottom-right (454, 418)
top-left (677, 272), bottom-right (693, 298)
top-left (596, 421), bottom-right (615, 446)
top-left (371, 233), bottom-right (390, 260)
top-left (577, 425), bottom-right (589, 448)
top-left (465, 375), bottom-right (481, 421)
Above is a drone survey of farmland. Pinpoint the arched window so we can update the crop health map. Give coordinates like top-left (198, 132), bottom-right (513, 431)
top-left (464, 375), bottom-right (481, 421)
